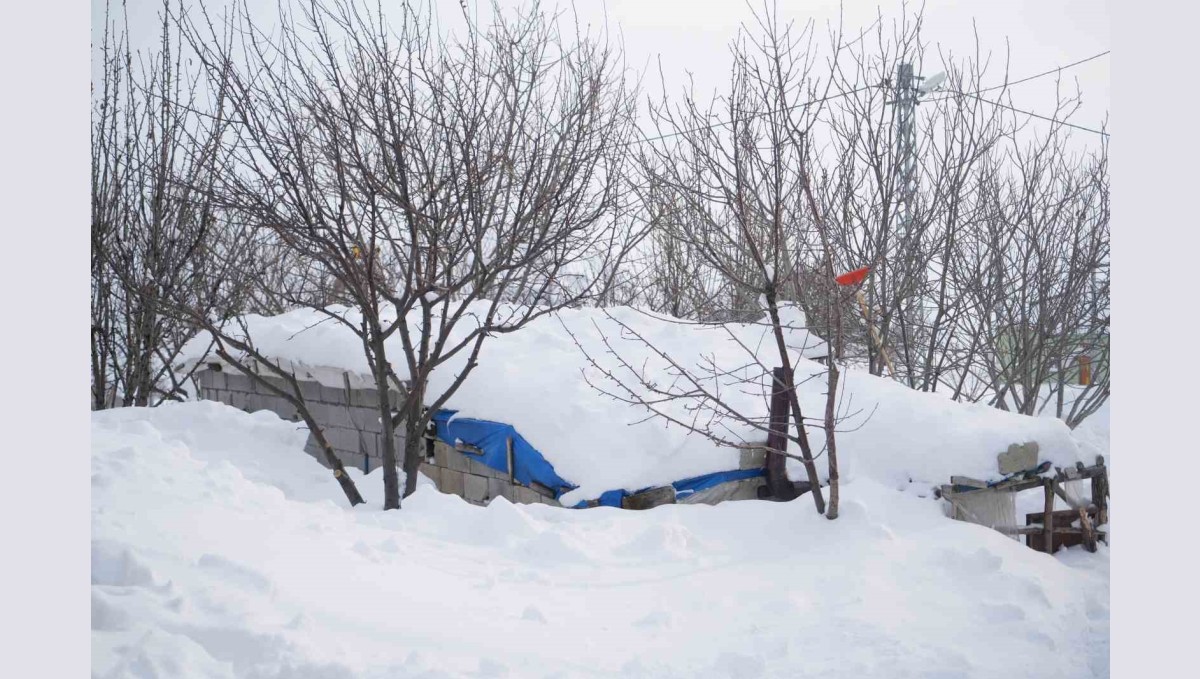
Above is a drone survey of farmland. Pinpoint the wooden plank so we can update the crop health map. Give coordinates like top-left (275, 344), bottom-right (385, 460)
top-left (950, 476), bottom-right (989, 489)
top-left (1043, 479), bottom-right (1055, 553)
top-left (1091, 460), bottom-right (1109, 526)
top-left (506, 436), bottom-right (515, 484)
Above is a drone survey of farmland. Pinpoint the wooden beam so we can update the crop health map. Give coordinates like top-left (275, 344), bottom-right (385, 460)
top-left (1043, 479), bottom-right (1055, 553)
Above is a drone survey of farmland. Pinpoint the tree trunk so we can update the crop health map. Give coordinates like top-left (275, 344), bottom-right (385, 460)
top-left (765, 293), bottom-right (826, 514)
top-left (824, 358), bottom-right (840, 520)
top-left (402, 410), bottom-right (424, 498)
top-left (371, 337), bottom-right (401, 510)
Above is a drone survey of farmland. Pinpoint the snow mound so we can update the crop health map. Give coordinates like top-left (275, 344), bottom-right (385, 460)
top-left (182, 303), bottom-right (1083, 503)
top-left (92, 403), bottom-right (1108, 678)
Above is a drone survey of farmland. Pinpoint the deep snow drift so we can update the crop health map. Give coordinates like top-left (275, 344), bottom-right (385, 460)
top-left (92, 402), bottom-right (1108, 678)
top-left (182, 303), bottom-right (1084, 504)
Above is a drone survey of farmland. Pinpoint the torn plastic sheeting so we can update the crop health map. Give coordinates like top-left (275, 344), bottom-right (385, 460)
top-left (430, 410), bottom-right (576, 498)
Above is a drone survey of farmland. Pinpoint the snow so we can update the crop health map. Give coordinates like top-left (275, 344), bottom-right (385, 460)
top-left (92, 402), bottom-right (1109, 678)
top-left (182, 303), bottom-right (1084, 504)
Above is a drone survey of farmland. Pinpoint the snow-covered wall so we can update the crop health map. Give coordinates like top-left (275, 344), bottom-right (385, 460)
top-left (183, 302), bottom-right (1085, 504)
top-left (195, 367), bottom-right (561, 507)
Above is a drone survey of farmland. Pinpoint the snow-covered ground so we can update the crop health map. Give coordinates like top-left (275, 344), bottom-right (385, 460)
top-left (92, 402), bottom-right (1109, 678)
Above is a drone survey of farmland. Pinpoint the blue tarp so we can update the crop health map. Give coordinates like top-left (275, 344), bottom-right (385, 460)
top-left (571, 468), bottom-right (768, 507)
top-left (431, 410), bottom-right (576, 498)
top-left (431, 409), bottom-right (765, 507)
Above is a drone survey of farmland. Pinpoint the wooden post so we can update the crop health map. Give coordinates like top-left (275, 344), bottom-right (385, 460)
top-left (506, 436), bottom-right (515, 485)
top-left (764, 367), bottom-right (795, 500)
top-left (1043, 478), bottom-right (1055, 553)
top-left (856, 290), bottom-right (896, 378)
top-left (1091, 456), bottom-right (1109, 527)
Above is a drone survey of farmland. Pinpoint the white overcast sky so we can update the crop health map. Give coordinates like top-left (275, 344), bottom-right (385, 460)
top-left (94, 0), bottom-right (1110, 138)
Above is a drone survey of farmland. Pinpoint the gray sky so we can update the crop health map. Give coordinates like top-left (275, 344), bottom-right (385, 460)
top-left (94, 0), bottom-right (1110, 137)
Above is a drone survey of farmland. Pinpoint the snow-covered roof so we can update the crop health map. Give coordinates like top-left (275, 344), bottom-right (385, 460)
top-left (183, 302), bottom-right (1083, 504)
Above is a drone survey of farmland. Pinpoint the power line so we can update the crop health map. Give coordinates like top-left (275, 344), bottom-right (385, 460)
top-left (626, 86), bottom-right (875, 148)
top-left (955, 91), bottom-right (1110, 137)
top-left (975, 50), bottom-right (1109, 95)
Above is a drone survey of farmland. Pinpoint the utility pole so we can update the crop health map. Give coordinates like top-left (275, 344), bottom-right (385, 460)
top-left (893, 62), bottom-right (920, 238)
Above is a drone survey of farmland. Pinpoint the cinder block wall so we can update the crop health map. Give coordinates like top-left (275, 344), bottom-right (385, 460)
top-left (194, 366), bottom-right (560, 507)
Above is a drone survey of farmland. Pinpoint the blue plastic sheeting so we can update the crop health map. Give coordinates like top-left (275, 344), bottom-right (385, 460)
top-left (431, 410), bottom-right (576, 498)
top-left (571, 468), bottom-right (768, 508)
top-left (671, 467), bottom-right (766, 500)
top-left (432, 409), bottom-right (765, 507)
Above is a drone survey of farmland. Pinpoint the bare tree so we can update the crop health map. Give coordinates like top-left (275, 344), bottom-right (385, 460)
top-left (182, 0), bottom-right (642, 509)
top-left (588, 7), bottom-right (872, 515)
top-left (92, 0), bottom-right (230, 409)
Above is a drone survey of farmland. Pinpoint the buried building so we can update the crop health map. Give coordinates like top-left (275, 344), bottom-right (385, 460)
top-left (184, 303), bottom-right (1094, 511)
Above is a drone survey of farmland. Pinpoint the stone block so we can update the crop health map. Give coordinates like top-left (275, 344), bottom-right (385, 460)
top-left (464, 474), bottom-right (489, 504)
top-left (739, 446), bottom-right (766, 470)
top-left (440, 468), bottom-right (465, 498)
top-left (998, 441), bottom-right (1040, 475)
top-left (488, 477), bottom-right (515, 503)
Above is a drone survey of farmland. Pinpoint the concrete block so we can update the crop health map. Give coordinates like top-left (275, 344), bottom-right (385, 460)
top-left (420, 462), bottom-right (442, 489)
top-left (298, 379), bottom-right (323, 402)
top-left (227, 390), bottom-right (250, 410)
top-left (445, 447), bottom-right (471, 473)
top-left (315, 403), bottom-right (350, 429)
top-left (320, 384), bottom-right (349, 406)
top-left (196, 370), bottom-right (214, 388)
top-left (433, 440), bottom-right (451, 468)
top-left (440, 468), bottom-right (465, 498)
top-left (513, 486), bottom-right (538, 505)
top-left (739, 446), bottom-right (766, 470)
top-left (348, 407), bottom-right (383, 433)
top-left (360, 433), bottom-right (380, 459)
top-left (464, 474), bottom-right (489, 504)
top-left (998, 441), bottom-right (1040, 475)
top-left (529, 481), bottom-right (557, 499)
top-left (468, 458), bottom-right (504, 480)
top-left (350, 387), bottom-right (381, 408)
top-left (225, 372), bottom-right (252, 392)
top-left (323, 427), bottom-right (362, 454)
top-left (488, 477), bottom-right (514, 503)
